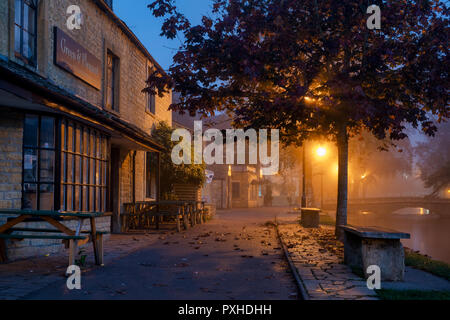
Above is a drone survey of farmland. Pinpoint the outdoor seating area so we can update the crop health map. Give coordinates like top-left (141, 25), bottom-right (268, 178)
top-left (0, 210), bottom-right (109, 267)
top-left (340, 225), bottom-right (411, 281)
top-left (122, 201), bottom-right (208, 233)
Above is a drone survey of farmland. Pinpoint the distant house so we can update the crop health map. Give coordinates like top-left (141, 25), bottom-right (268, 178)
top-left (172, 95), bottom-right (264, 208)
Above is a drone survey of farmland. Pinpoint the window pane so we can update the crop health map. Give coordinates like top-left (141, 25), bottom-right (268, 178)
top-left (61, 183), bottom-right (65, 211)
top-left (90, 133), bottom-right (95, 156)
top-left (102, 137), bottom-right (107, 159)
top-left (25, 5), bottom-right (35, 34)
top-left (74, 185), bottom-right (80, 211)
top-left (40, 116), bottom-right (54, 148)
top-left (102, 188), bottom-right (107, 212)
top-left (24, 115), bottom-right (38, 147)
top-left (83, 130), bottom-right (88, 155)
top-left (66, 185), bottom-right (73, 211)
top-left (40, 150), bottom-right (55, 183)
top-left (22, 31), bottom-right (29, 58)
top-left (14, 25), bottom-right (21, 53)
top-left (27, 33), bottom-right (35, 61)
top-left (23, 183), bottom-right (37, 210)
top-left (23, 3), bottom-right (29, 31)
top-left (96, 187), bottom-right (101, 211)
top-left (95, 135), bottom-right (100, 158)
top-left (91, 158), bottom-right (96, 184)
top-left (82, 186), bottom-right (88, 211)
top-left (103, 161), bottom-right (107, 185)
top-left (67, 124), bottom-right (73, 152)
top-left (83, 157), bottom-right (88, 184)
top-left (76, 126), bottom-right (81, 153)
top-left (89, 186), bottom-right (95, 211)
top-left (74, 155), bottom-right (80, 184)
top-left (15, 0), bottom-right (22, 25)
top-left (39, 184), bottom-right (54, 211)
top-left (23, 148), bottom-right (37, 182)
top-left (67, 153), bottom-right (73, 183)
top-left (61, 121), bottom-right (66, 150)
top-left (96, 160), bottom-right (101, 185)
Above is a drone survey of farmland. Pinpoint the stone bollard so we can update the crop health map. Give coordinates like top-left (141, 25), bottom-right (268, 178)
top-left (300, 208), bottom-right (320, 228)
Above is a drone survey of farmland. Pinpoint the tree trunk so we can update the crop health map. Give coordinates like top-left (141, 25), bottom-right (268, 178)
top-left (335, 123), bottom-right (349, 241)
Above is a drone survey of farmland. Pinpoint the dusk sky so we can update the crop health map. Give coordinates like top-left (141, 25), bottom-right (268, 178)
top-left (115, 0), bottom-right (214, 70)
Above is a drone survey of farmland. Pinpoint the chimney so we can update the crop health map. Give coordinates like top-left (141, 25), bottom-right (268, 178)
top-left (104, 0), bottom-right (113, 10)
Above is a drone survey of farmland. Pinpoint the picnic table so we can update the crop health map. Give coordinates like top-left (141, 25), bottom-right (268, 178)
top-left (122, 200), bottom-right (207, 232)
top-left (0, 209), bottom-right (109, 267)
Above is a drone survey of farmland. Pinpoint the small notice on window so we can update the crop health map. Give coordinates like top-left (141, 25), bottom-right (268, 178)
top-left (24, 154), bottom-right (35, 170)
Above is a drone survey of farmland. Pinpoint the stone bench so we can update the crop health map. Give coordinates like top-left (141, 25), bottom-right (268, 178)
top-left (340, 225), bottom-right (410, 281)
top-left (300, 208), bottom-right (320, 228)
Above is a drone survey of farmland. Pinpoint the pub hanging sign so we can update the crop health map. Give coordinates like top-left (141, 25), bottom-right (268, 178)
top-left (54, 27), bottom-right (101, 90)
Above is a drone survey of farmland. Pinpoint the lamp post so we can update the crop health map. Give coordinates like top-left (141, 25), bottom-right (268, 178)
top-left (301, 144), bottom-right (307, 208)
top-left (227, 165), bottom-right (232, 209)
top-left (316, 146), bottom-right (327, 209)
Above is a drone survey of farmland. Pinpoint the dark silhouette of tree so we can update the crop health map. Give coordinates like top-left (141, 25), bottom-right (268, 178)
top-left (416, 121), bottom-right (450, 197)
top-left (146, 0), bottom-right (449, 239)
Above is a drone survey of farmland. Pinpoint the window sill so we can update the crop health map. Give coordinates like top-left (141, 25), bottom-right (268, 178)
top-left (103, 107), bottom-right (120, 117)
top-left (145, 110), bottom-right (156, 118)
top-left (11, 55), bottom-right (41, 75)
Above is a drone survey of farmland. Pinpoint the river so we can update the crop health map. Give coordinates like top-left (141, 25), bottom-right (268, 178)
top-left (348, 207), bottom-right (450, 264)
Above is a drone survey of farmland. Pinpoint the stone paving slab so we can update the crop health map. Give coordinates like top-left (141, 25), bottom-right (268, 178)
top-left (278, 223), bottom-right (379, 300)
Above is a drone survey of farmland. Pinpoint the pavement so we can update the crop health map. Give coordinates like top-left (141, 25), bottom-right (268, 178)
top-left (1, 207), bottom-right (449, 300)
top-left (276, 215), bottom-right (450, 299)
top-left (277, 221), bottom-right (379, 300)
top-left (1, 207), bottom-right (298, 300)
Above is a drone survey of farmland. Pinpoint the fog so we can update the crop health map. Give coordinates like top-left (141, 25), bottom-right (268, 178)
top-left (271, 122), bottom-right (450, 262)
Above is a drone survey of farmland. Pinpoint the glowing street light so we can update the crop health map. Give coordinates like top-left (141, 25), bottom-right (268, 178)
top-left (316, 146), bottom-right (327, 157)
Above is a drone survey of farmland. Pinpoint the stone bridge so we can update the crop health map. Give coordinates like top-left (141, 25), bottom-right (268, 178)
top-left (322, 197), bottom-right (450, 215)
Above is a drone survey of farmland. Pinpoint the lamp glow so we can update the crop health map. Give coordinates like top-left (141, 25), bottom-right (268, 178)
top-left (316, 147), bottom-right (326, 157)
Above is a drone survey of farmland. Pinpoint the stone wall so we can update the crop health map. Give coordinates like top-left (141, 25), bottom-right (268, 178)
top-left (0, 110), bottom-right (23, 210)
top-left (0, 0), bottom-right (172, 128)
top-left (0, 0), bottom-right (8, 57)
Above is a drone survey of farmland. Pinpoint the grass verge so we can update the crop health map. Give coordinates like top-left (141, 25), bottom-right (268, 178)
top-left (376, 289), bottom-right (450, 300)
top-left (405, 249), bottom-right (450, 281)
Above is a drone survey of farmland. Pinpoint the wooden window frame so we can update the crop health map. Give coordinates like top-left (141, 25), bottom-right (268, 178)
top-left (104, 50), bottom-right (120, 113)
top-left (146, 65), bottom-right (156, 115)
top-left (22, 113), bottom-right (58, 211)
top-left (14, 0), bottom-right (37, 66)
top-left (60, 119), bottom-right (110, 213)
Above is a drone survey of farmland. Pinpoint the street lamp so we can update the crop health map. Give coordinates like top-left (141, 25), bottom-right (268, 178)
top-left (301, 144), bottom-right (307, 207)
top-left (316, 146), bottom-right (327, 157)
top-left (315, 146), bottom-right (327, 209)
top-left (227, 165), bottom-right (232, 209)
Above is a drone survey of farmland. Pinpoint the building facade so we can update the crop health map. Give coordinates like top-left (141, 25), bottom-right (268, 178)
top-left (172, 108), bottom-right (264, 209)
top-left (0, 0), bottom-right (172, 259)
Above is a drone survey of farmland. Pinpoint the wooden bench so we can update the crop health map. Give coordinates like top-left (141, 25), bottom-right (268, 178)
top-left (0, 210), bottom-right (108, 267)
top-left (340, 225), bottom-right (410, 281)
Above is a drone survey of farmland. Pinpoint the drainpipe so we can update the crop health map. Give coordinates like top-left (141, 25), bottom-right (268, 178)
top-left (132, 151), bottom-right (136, 205)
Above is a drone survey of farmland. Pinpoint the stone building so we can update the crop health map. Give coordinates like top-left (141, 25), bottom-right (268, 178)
top-left (172, 107), bottom-right (264, 209)
top-left (0, 0), bottom-right (172, 259)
